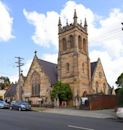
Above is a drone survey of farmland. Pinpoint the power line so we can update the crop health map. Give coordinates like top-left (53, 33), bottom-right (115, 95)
top-left (90, 27), bottom-right (123, 43)
top-left (15, 57), bottom-right (24, 78)
top-left (15, 57), bottom-right (24, 100)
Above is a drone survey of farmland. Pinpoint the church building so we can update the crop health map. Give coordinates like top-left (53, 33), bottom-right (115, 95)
top-left (16, 10), bottom-right (109, 106)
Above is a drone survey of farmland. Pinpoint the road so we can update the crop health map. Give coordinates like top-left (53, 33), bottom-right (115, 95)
top-left (0, 109), bottom-right (122, 130)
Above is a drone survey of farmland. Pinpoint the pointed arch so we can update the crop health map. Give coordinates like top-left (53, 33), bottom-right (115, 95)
top-left (69, 35), bottom-right (74, 48)
top-left (31, 71), bottom-right (40, 96)
top-left (83, 38), bottom-right (87, 52)
top-left (62, 38), bottom-right (67, 51)
top-left (78, 35), bottom-right (82, 49)
top-left (83, 91), bottom-right (87, 97)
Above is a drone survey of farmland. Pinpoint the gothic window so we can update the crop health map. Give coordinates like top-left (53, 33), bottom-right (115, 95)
top-left (95, 81), bottom-right (99, 94)
top-left (83, 91), bottom-right (87, 97)
top-left (69, 35), bottom-right (74, 48)
top-left (62, 38), bottom-right (67, 51)
top-left (83, 38), bottom-right (86, 52)
top-left (82, 63), bottom-right (84, 73)
top-left (31, 71), bottom-right (40, 96)
top-left (78, 35), bottom-right (82, 49)
top-left (32, 83), bottom-right (40, 96)
top-left (66, 63), bottom-right (70, 72)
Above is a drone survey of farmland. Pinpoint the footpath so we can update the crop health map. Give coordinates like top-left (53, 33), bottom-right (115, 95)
top-left (32, 107), bottom-right (116, 119)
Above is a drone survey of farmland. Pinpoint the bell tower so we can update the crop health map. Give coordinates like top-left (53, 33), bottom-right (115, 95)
top-left (58, 10), bottom-right (91, 98)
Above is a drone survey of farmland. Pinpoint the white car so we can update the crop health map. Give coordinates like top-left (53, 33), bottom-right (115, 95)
top-left (116, 107), bottom-right (123, 119)
top-left (0, 100), bottom-right (9, 109)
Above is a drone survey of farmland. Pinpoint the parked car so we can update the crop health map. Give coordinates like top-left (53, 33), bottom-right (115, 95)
top-left (10, 101), bottom-right (31, 111)
top-left (0, 100), bottom-right (9, 109)
top-left (116, 107), bottom-right (123, 119)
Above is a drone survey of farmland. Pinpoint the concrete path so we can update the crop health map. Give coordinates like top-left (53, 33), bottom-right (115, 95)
top-left (33, 107), bottom-right (116, 119)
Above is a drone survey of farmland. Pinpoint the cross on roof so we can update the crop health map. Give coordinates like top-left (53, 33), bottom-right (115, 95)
top-left (34, 50), bottom-right (37, 55)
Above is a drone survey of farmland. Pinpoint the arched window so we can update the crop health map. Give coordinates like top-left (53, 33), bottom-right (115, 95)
top-left (82, 63), bottom-right (84, 73)
top-left (96, 81), bottom-right (99, 94)
top-left (62, 38), bottom-right (67, 51)
top-left (83, 38), bottom-right (86, 52)
top-left (69, 35), bottom-right (74, 48)
top-left (31, 71), bottom-right (40, 96)
top-left (78, 35), bottom-right (82, 49)
top-left (83, 91), bottom-right (87, 97)
top-left (103, 83), bottom-right (106, 94)
top-left (66, 63), bottom-right (70, 72)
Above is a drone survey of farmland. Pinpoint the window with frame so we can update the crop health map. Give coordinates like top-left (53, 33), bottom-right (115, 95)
top-left (31, 71), bottom-right (40, 96)
top-left (69, 35), bottom-right (74, 48)
top-left (83, 38), bottom-right (86, 52)
top-left (78, 35), bottom-right (82, 49)
top-left (32, 83), bottom-right (40, 96)
top-left (62, 38), bottom-right (67, 51)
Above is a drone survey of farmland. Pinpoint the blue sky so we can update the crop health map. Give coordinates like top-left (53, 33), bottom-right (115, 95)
top-left (0, 0), bottom-right (123, 87)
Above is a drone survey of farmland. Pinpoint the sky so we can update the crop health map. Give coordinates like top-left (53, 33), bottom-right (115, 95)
top-left (0, 0), bottom-right (123, 88)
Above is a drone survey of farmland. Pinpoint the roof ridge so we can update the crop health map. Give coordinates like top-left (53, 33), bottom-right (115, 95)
top-left (90, 61), bottom-right (97, 64)
top-left (38, 59), bottom-right (57, 65)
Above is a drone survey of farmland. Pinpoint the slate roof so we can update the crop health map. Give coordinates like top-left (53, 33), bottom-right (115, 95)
top-left (38, 59), bottom-right (97, 84)
top-left (4, 84), bottom-right (17, 97)
top-left (91, 61), bottom-right (97, 78)
top-left (38, 59), bottom-right (58, 85)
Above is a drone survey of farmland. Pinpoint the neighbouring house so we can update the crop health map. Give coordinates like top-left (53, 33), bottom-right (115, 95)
top-left (16, 10), bottom-right (112, 107)
top-left (4, 83), bottom-right (17, 102)
top-left (0, 90), bottom-right (6, 100)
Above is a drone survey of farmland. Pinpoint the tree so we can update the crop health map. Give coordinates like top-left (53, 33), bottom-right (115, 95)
top-left (51, 81), bottom-right (72, 102)
top-left (116, 73), bottom-right (123, 106)
top-left (116, 88), bottom-right (123, 106)
top-left (0, 76), bottom-right (11, 90)
top-left (116, 73), bottom-right (123, 88)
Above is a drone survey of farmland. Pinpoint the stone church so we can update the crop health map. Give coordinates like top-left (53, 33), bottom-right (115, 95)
top-left (17, 10), bottom-right (109, 106)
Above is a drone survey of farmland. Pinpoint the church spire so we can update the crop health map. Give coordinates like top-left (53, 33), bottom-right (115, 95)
top-left (58, 17), bottom-right (62, 33)
top-left (84, 18), bottom-right (88, 31)
top-left (73, 9), bottom-right (77, 26)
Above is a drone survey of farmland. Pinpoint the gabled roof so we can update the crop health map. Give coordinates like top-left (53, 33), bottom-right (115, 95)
top-left (4, 84), bottom-right (17, 97)
top-left (91, 61), bottom-right (97, 78)
top-left (38, 59), bottom-right (57, 85)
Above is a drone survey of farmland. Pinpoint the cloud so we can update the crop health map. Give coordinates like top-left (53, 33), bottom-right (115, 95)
top-left (0, 1), bottom-right (14, 41)
top-left (22, 1), bottom-right (123, 88)
top-left (9, 74), bottom-right (18, 83)
top-left (22, 59), bottom-right (32, 76)
top-left (90, 8), bottom-right (123, 58)
top-left (42, 53), bottom-right (58, 64)
top-left (23, 1), bottom-right (96, 48)
top-left (23, 9), bottom-right (59, 48)
top-left (9, 59), bottom-right (32, 83)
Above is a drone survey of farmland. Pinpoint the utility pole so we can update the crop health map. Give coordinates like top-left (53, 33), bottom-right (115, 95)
top-left (15, 57), bottom-right (24, 100)
top-left (122, 22), bottom-right (123, 30)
